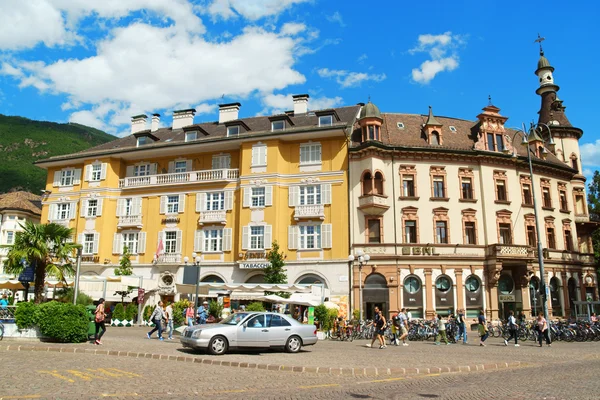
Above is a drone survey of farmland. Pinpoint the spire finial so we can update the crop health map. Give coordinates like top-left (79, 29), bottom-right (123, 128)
top-left (368, 94), bottom-right (371, 103)
top-left (534, 33), bottom-right (545, 56)
top-left (488, 95), bottom-right (492, 106)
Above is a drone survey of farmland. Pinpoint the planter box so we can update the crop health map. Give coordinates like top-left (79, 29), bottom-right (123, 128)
top-left (316, 331), bottom-right (326, 340)
top-left (2, 323), bottom-right (42, 339)
top-left (110, 319), bottom-right (135, 327)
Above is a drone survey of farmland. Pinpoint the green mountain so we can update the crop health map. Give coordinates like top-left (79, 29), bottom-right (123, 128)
top-left (0, 114), bottom-right (115, 193)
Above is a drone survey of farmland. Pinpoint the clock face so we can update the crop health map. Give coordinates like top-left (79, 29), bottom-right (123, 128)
top-left (405, 277), bottom-right (420, 294)
top-left (465, 276), bottom-right (480, 292)
top-left (436, 277), bottom-right (451, 292)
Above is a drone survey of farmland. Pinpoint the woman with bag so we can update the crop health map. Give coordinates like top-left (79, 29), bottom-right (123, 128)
top-left (536, 312), bottom-right (551, 347)
top-left (478, 310), bottom-right (489, 346)
top-left (94, 298), bottom-right (107, 345)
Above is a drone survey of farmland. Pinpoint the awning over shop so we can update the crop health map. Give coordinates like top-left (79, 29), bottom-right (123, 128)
top-left (176, 283), bottom-right (315, 295)
top-left (0, 279), bottom-right (25, 290)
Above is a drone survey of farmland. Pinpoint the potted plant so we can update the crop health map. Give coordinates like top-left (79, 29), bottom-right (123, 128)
top-left (111, 303), bottom-right (126, 326)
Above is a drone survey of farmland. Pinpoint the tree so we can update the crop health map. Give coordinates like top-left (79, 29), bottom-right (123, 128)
top-left (1, 221), bottom-right (78, 303)
top-left (114, 287), bottom-right (134, 305)
top-left (264, 241), bottom-right (289, 297)
top-left (587, 171), bottom-right (600, 276)
top-left (114, 246), bottom-right (133, 276)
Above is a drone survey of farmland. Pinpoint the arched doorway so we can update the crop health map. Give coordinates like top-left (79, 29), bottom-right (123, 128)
top-left (435, 275), bottom-right (454, 316)
top-left (529, 276), bottom-right (542, 317)
top-left (498, 274), bottom-right (515, 319)
top-left (549, 277), bottom-right (562, 316)
top-left (568, 277), bottom-right (578, 315)
top-left (364, 274), bottom-right (389, 319)
top-left (403, 275), bottom-right (423, 318)
top-left (296, 274), bottom-right (328, 288)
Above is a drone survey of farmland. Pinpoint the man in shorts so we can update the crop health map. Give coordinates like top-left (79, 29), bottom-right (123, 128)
top-left (398, 308), bottom-right (409, 346)
top-left (368, 307), bottom-right (387, 349)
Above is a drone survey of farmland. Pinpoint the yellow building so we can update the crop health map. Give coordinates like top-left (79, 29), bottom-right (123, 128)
top-left (36, 97), bottom-right (359, 307)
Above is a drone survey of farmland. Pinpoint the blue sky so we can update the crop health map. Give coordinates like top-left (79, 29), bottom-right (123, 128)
top-left (0, 0), bottom-right (599, 177)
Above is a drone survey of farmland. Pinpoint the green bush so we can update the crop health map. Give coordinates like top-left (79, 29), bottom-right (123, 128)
top-left (55, 288), bottom-right (94, 306)
top-left (245, 301), bottom-right (266, 312)
top-left (172, 300), bottom-right (188, 326)
top-left (112, 303), bottom-right (126, 320)
top-left (125, 303), bottom-right (137, 321)
top-left (208, 300), bottom-right (223, 319)
top-left (15, 301), bottom-right (38, 329)
top-left (143, 305), bottom-right (153, 321)
top-left (314, 305), bottom-right (338, 331)
top-left (314, 304), bottom-right (328, 330)
top-left (35, 301), bottom-right (88, 343)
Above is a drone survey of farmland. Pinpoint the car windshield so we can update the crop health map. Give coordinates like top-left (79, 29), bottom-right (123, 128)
top-left (220, 312), bottom-right (252, 325)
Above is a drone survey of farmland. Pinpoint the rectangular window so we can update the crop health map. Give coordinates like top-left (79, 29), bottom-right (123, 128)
top-left (251, 187), bottom-right (266, 207)
top-left (137, 136), bottom-right (150, 147)
top-left (461, 178), bottom-right (473, 199)
top-left (91, 164), bottom-right (102, 181)
top-left (124, 198), bottom-right (133, 216)
top-left (123, 232), bottom-right (139, 254)
top-left (435, 221), bottom-right (448, 244)
top-left (174, 161), bottom-right (187, 173)
top-left (57, 203), bottom-right (70, 220)
top-left (433, 176), bottom-right (445, 198)
top-left (559, 191), bottom-right (568, 211)
top-left (250, 226), bottom-right (265, 250)
top-left (575, 195), bottom-right (585, 214)
top-left (564, 230), bottom-right (573, 251)
top-left (205, 192), bottom-right (225, 211)
top-left (367, 219), bottom-right (381, 244)
top-left (299, 185), bottom-right (321, 205)
top-left (496, 180), bottom-right (507, 201)
top-left (487, 133), bottom-right (495, 151)
top-left (83, 233), bottom-right (95, 255)
top-left (167, 195), bottom-right (179, 214)
top-left (526, 226), bottom-right (536, 246)
top-left (404, 221), bottom-right (417, 243)
top-left (464, 222), bottom-right (476, 244)
top-left (271, 121), bottom-right (285, 131)
top-left (203, 229), bottom-right (223, 252)
top-left (300, 143), bottom-right (322, 165)
top-left (185, 131), bottom-right (197, 142)
top-left (523, 184), bottom-right (533, 205)
top-left (60, 170), bottom-right (73, 186)
top-left (499, 223), bottom-right (512, 244)
top-left (227, 126), bottom-right (240, 136)
top-left (547, 228), bottom-right (556, 249)
top-left (212, 154), bottom-right (231, 170)
top-left (5, 231), bottom-right (14, 245)
top-left (134, 164), bottom-right (151, 176)
top-left (299, 225), bottom-right (321, 249)
top-left (318, 115), bottom-right (333, 127)
top-left (86, 199), bottom-right (98, 217)
top-left (164, 231), bottom-right (178, 253)
top-left (496, 134), bottom-right (505, 152)
top-left (251, 144), bottom-right (267, 167)
top-left (542, 187), bottom-right (552, 208)
top-left (402, 175), bottom-right (415, 197)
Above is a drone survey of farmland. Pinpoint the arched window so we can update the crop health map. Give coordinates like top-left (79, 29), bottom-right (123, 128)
top-left (571, 156), bottom-right (579, 172)
top-left (365, 273), bottom-right (387, 287)
top-left (404, 276), bottom-right (421, 294)
top-left (465, 275), bottom-right (481, 292)
top-left (374, 171), bottom-right (384, 195)
top-left (245, 274), bottom-right (266, 283)
top-left (362, 171), bottom-right (373, 195)
top-left (498, 274), bottom-right (514, 294)
top-left (431, 131), bottom-right (440, 145)
top-left (435, 275), bottom-right (452, 293)
top-left (296, 274), bottom-right (328, 288)
top-left (201, 275), bottom-right (225, 283)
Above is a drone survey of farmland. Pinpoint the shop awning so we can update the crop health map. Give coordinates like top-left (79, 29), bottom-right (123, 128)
top-left (0, 279), bottom-right (25, 290)
top-left (176, 283), bottom-right (315, 295)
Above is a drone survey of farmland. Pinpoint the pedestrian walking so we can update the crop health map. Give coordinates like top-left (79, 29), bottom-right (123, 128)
top-left (390, 313), bottom-right (400, 345)
top-left (536, 312), bottom-right (551, 347)
top-left (455, 308), bottom-right (467, 344)
top-left (367, 307), bottom-right (387, 349)
top-left (146, 301), bottom-right (165, 340)
top-left (478, 310), bottom-right (489, 346)
top-left (504, 310), bottom-right (519, 347)
top-left (434, 314), bottom-right (449, 345)
top-left (398, 308), bottom-right (409, 346)
top-left (93, 298), bottom-right (107, 345)
top-left (198, 301), bottom-right (209, 324)
top-left (165, 302), bottom-right (174, 340)
top-left (185, 302), bottom-right (195, 327)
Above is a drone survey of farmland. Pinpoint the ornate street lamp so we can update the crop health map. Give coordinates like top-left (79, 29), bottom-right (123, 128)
top-left (348, 250), bottom-right (370, 322)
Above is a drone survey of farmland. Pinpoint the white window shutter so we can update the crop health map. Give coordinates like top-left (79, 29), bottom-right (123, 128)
top-left (116, 199), bottom-right (124, 217)
top-left (138, 232), bottom-right (147, 254)
top-left (96, 198), bottom-right (103, 216)
top-left (69, 203), bottom-right (77, 220)
top-left (100, 163), bottom-right (107, 180)
top-left (261, 145), bottom-right (267, 166)
top-left (73, 169), bottom-right (82, 185)
top-left (264, 225), bottom-right (272, 249)
top-left (112, 233), bottom-right (122, 254)
top-left (251, 146), bottom-right (257, 166)
top-left (289, 186), bottom-right (298, 207)
top-left (176, 230), bottom-right (183, 253)
top-left (196, 193), bottom-right (205, 212)
top-left (159, 196), bottom-right (167, 214)
top-left (126, 166), bottom-right (134, 177)
top-left (133, 197), bottom-right (142, 215)
top-left (322, 183), bottom-right (332, 205)
top-left (53, 171), bottom-right (61, 187)
top-left (223, 228), bottom-right (232, 251)
top-left (80, 199), bottom-right (88, 218)
top-left (322, 224), bottom-right (332, 249)
top-left (194, 230), bottom-right (203, 252)
top-left (85, 165), bottom-right (92, 182)
top-left (185, 160), bottom-right (192, 172)
top-left (93, 233), bottom-right (100, 254)
top-left (150, 163), bottom-right (158, 175)
top-left (265, 186), bottom-right (273, 206)
top-left (168, 161), bottom-right (175, 173)
top-left (77, 233), bottom-right (84, 244)
top-left (288, 225), bottom-right (298, 250)
top-left (242, 226), bottom-right (249, 250)
top-left (224, 191), bottom-right (233, 211)
top-left (243, 188), bottom-right (250, 208)
top-left (49, 204), bottom-right (57, 220)
top-left (179, 194), bottom-right (186, 213)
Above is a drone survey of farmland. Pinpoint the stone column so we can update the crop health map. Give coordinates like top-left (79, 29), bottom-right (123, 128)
top-left (545, 271), bottom-right (553, 316)
top-left (579, 272), bottom-right (587, 303)
top-left (521, 278), bottom-right (532, 318)
top-left (561, 272), bottom-right (570, 317)
top-left (424, 268), bottom-right (435, 318)
top-left (455, 268), bottom-right (464, 311)
top-left (488, 285), bottom-right (499, 320)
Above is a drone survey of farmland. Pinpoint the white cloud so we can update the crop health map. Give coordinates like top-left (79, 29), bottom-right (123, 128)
top-left (326, 11), bottom-right (346, 27)
top-left (317, 68), bottom-right (386, 88)
top-left (408, 31), bottom-right (466, 84)
top-left (581, 140), bottom-right (600, 166)
top-left (206, 0), bottom-right (311, 21)
top-left (261, 93), bottom-right (343, 115)
top-left (357, 54), bottom-right (368, 64)
top-left (195, 103), bottom-right (218, 115)
top-left (280, 22), bottom-right (306, 36)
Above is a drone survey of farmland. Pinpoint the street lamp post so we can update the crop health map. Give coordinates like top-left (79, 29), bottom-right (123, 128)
top-left (348, 250), bottom-right (370, 322)
top-left (184, 252), bottom-right (202, 319)
top-left (72, 247), bottom-right (82, 305)
top-left (510, 122), bottom-right (553, 322)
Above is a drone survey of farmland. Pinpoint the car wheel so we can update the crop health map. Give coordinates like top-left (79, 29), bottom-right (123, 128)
top-left (208, 336), bottom-right (228, 355)
top-left (285, 335), bottom-right (302, 353)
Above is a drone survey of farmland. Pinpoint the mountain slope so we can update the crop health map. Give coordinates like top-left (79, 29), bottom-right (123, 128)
top-left (0, 114), bottom-right (115, 193)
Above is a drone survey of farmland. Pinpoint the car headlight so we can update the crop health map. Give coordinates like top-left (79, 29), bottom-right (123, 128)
top-left (191, 330), bottom-right (202, 339)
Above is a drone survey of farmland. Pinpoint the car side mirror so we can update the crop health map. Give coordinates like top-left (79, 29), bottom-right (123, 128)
top-left (243, 322), bottom-right (248, 328)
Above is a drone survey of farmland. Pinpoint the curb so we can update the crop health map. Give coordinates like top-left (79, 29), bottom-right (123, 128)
top-left (0, 344), bottom-right (522, 377)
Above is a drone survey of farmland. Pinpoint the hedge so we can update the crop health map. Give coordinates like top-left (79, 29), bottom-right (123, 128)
top-left (14, 301), bottom-right (37, 329)
top-left (14, 301), bottom-right (89, 343)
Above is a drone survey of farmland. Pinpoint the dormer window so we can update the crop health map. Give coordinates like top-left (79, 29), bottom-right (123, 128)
top-left (318, 115), bottom-right (333, 127)
top-left (486, 133), bottom-right (505, 152)
top-left (271, 121), bottom-right (285, 131)
top-left (227, 126), bottom-right (240, 136)
top-left (449, 126), bottom-right (457, 132)
top-left (185, 131), bottom-right (198, 142)
top-left (363, 124), bottom-right (381, 141)
top-left (397, 122), bottom-right (405, 129)
top-left (137, 136), bottom-right (150, 147)
top-left (431, 131), bottom-right (440, 145)
top-left (134, 131), bottom-right (159, 147)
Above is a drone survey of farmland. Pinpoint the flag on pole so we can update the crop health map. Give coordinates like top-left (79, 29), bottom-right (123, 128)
top-left (155, 238), bottom-right (164, 259)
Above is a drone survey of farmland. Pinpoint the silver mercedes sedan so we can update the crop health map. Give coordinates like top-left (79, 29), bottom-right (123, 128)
top-left (180, 312), bottom-right (318, 355)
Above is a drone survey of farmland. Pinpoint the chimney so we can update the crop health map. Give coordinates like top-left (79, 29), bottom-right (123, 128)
top-left (172, 109), bottom-right (196, 130)
top-left (218, 103), bottom-right (241, 124)
top-left (131, 114), bottom-right (148, 134)
top-left (151, 113), bottom-right (160, 132)
top-left (293, 94), bottom-right (309, 115)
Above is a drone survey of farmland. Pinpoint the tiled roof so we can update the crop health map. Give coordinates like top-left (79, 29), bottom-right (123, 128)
top-left (0, 191), bottom-right (41, 216)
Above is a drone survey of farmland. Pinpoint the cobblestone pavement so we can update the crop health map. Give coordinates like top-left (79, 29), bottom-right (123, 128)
top-left (1, 348), bottom-right (599, 399)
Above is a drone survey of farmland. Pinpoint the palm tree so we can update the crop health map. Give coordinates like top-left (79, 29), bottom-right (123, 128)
top-left (1, 221), bottom-right (79, 303)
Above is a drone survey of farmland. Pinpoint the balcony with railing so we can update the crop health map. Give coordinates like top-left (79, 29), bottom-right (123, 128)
top-left (49, 219), bottom-right (70, 227)
top-left (294, 204), bottom-right (325, 220)
top-left (358, 194), bottom-right (389, 215)
top-left (118, 215), bottom-right (143, 229)
top-left (156, 253), bottom-right (181, 264)
top-left (575, 213), bottom-right (590, 223)
top-left (199, 210), bottom-right (227, 225)
top-left (487, 244), bottom-right (534, 259)
top-left (119, 169), bottom-right (239, 189)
